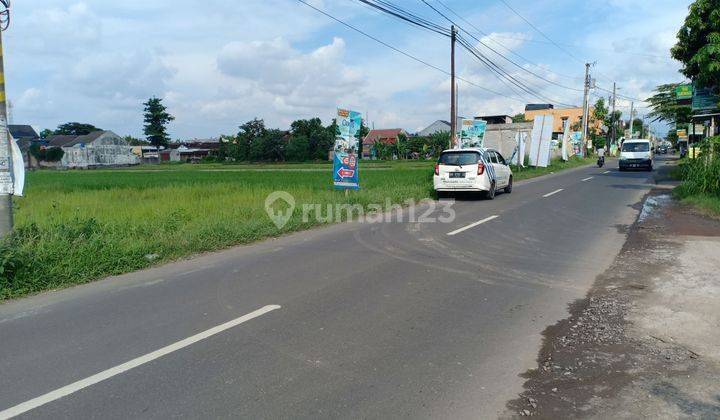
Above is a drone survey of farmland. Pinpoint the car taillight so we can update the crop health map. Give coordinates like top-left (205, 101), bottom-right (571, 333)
top-left (434, 163), bottom-right (440, 175)
top-left (477, 161), bottom-right (485, 175)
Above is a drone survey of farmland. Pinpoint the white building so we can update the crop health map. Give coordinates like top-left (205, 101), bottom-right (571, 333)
top-left (48, 131), bottom-right (140, 168)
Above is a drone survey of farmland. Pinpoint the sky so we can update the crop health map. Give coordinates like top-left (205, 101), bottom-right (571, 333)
top-left (6, 0), bottom-right (692, 139)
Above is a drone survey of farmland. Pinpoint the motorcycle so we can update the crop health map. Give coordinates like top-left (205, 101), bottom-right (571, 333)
top-left (597, 156), bottom-right (605, 168)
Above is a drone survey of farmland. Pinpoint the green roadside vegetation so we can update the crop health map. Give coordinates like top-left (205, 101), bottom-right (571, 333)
top-left (672, 137), bottom-right (720, 218)
top-left (0, 156), bottom-right (591, 300)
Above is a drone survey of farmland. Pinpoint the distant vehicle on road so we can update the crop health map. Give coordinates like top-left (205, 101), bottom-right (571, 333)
top-left (433, 148), bottom-right (512, 199)
top-left (657, 145), bottom-right (668, 154)
top-left (619, 139), bottom-right (653, 171)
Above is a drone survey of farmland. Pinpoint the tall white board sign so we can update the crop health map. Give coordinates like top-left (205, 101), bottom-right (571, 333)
top-left (529, 115), bottom-right (553, 167)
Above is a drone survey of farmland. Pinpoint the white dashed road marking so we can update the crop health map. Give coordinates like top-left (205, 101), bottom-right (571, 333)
top-left (581, 176), bottom-right (594, 182)
top-left (542, 189), bottom-right (564, 198)
top-left (447, 215), bottom-right (499, 236)
top-left (0, 305), bottom-right (282, 419)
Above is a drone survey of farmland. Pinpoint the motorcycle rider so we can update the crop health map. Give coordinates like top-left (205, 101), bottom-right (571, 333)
top-left (596, 145), bottom-right (606, 167)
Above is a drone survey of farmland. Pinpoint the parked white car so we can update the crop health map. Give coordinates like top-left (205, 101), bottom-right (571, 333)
top-left (619, 139), bottom-right (653, 171)
top-left (433, 148), bottom-right (513, 199)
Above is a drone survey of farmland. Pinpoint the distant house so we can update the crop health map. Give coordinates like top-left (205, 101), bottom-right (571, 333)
top-left (362, 128), bottom-right (407, 158)
top-left (417, 120), bottom-right (450, 137)
top-left (46, 130), bottom-right (140, 168)
top-left (417, 117), bottom-right (467, 136)
top-left (523, 104), bottom-right (598, 138)
top-left (9, 124), bottom-right (40, 168)
top-left (476, 115), bottom-right (513, 125)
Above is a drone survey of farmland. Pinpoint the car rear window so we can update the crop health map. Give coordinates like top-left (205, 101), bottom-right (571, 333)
top-left (438, 151), bottom-right (481, 166)
top-left (622, 142), bottom-right (650, 152)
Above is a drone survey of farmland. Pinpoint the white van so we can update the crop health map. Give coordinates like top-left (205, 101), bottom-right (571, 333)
top-left (433, 148), bottom-right (513, 199)
top-left (619, 139), bottom-right (653, 171)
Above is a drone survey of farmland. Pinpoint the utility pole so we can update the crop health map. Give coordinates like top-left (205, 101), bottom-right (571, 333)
top-left (610, 82), bottom-right (616, 152)
top-left (0, 3), bottom-right (12, 239)
top-left (581, 63), bottom-right (591, 156)
top-left (450, 25), bottom-right (457, 149)
top-left (628, 102), bottom-right (634, 139)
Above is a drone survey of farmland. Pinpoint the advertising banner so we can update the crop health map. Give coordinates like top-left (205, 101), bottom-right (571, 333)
top-left (333, 108), bottom-right (361, 189)
top-left (510, 131), bottom-right (527, 166)
top-left (561, 120), bottom-right (573, 161)
top-left (529, 115), bottom-right (553, 167)
top-left (675, 84), bottom-right (692, 100)
top-left (571, 132), bottom-right (583, 157)
top-left (457, 118), bottom-right (487, 148)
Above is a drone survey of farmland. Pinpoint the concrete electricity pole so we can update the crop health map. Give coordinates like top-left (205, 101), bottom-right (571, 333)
top-left (580, 63), bottom-right (591, 156)
top-left (610, 82), bottom-right (616, 152)
top-left (0, 1), bottom-right (12, 239)
top-left (628, 102), bottom-right (634, 139)
top-left (450, 25), bottom-right (457, 148)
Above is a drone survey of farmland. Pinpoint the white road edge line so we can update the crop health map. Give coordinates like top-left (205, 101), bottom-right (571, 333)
top-left (542, 189), bottom-right (564, 198)
top-left (603, 170), bottom-right (611, 174)
top-left (581, 176), bottom-right (594, 182)
top-left (0, 305), bottom-right (282, 420)
top-left (447, 215), bottom-right (499, 236)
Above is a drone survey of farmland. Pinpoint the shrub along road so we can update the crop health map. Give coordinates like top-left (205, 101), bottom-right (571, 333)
top-left (0, 156), bottom-right (656, 419)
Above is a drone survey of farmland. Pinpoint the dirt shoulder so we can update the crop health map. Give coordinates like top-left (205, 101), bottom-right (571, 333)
top-left (505, 163), bottom-right (720, 418)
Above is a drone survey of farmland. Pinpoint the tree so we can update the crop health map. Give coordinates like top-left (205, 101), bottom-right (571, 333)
top-left (39, 128), bottom-right (54, 139)
top-left (29, 144), bottom-right (64, 162)
top-left (123, 135), bottom-right (148, 146)
top-left (357, 120), bottom-right (369, 159)
top-left (512, 113), bottom-right (529, 123)
top-left (671, 0), bottom-right (720, 91)
top-left (286, 135), bottom-right (310, 161)
top-left (143, 97), bottom-right (175, 149)
top-left (646, 83), bottom-right (692, 126)
top-left (237, 118), bottom-right (267, 161)
top-left (54, 122), bottom-right (100, 136)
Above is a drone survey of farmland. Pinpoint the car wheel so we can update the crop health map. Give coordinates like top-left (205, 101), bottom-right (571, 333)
top-left (485, 181), bottom-right (496, 200)
top-left (504, 176), bottom-right (513, 194)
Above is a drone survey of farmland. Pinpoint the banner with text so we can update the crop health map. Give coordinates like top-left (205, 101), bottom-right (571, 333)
top-left (458, 118), bottom-right (487, 148)
top-left (333, 108), bottom-right (361, 189)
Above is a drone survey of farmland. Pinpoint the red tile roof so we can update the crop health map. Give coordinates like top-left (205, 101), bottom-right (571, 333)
top-left (362, 128), bottom-right (404, 145)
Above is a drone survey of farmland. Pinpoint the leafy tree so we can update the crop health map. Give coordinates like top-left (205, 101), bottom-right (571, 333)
top-left (646, 83), bottom-right (692, 125)
top-left (261, 129), bottom-right (287, 161)
top-left (39, 128), bottom-right (54, 139)
top-left (671, 0), bottom-right (720, 91)
top-left (394, 132), bottom-right (409, 159)
top-left (29, 144), bottom-right (64, 162)
top-left (512, 113), bottom-right (529, 123)
top-left (286, 135), bottom-right (310, 161)
top-left (357, 119), bottom-right (369, 159)
top-left (54, 122), bottom-right (100, 136)
top-left (290, 118), bottom-right (333, 160)
top-left (123, 135), bottom-right (148, 146)
top-left (428, 131), bottom-right (451, 157)
top-left (143, 97), bottom-right (175, 149)
top-left (237, 118), bottom-right (267, 161)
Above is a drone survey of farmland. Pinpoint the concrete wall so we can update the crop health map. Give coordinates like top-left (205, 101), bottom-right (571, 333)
top-left (483, 121), bottom-right (563, 163)
top-left (61, 132), bottom-right (140, 168)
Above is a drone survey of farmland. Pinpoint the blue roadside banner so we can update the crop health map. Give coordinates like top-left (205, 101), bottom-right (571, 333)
top-left (333, 108), bottom-right (362, 189)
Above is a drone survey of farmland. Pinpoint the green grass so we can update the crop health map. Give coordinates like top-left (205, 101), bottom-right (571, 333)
top-left (677, 193), bottom-right (720, 217)
top-left (1, 156), bottom-right (592, 300)
top-left (511, 156), bottom-right (594, 181)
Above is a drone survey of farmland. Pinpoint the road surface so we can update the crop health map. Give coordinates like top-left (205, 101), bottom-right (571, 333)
top-left (0, 159), bottom-right (664, 419)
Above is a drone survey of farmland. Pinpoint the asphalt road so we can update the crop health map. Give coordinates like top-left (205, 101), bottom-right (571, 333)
top-left (0, 158), bottom-right (666, 419)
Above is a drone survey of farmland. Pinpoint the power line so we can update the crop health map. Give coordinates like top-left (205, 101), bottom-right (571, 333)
top-left (498, 0), bottom-right (584, 63)
top-left (355, 0), bottom-right (577, 106)
top-left (421, 0), bottom-right (583, 93)
top-left (595, 85), bottom-right (648, 103)
top-left (431, 0), bottom-right (585, 82)
top-left (296, 0), bottom-right (526, 102)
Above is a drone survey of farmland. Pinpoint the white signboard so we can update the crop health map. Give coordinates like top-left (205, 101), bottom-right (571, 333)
top-left (0, 116), bottom-right (12, 195)
top-left (10, 135), bottom-right (24, 196)
top-left (529, 115), bottom-right (553, 167)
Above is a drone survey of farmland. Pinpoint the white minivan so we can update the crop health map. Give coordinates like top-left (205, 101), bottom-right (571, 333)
top-left (433, 148), bottom-right (513, 199)
top-left (619, 139), bottom-right (653, 171)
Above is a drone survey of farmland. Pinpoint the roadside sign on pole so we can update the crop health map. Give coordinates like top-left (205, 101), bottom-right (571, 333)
top-left (333, 108), bottom-right (361, 190)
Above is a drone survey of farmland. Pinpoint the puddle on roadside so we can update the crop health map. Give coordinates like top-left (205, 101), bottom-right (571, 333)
top-left (638, 195), bottom-right (671, 222)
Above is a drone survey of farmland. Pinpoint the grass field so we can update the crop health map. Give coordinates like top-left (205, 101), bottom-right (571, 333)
top-left (1, 156), bottom-right (591, 300)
